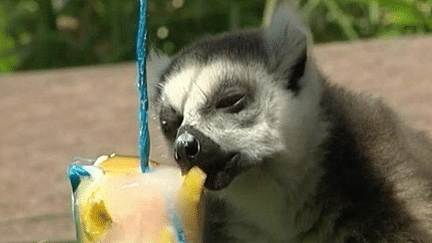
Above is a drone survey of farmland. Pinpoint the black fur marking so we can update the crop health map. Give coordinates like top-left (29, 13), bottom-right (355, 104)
top-left (159, 30), bottom-right (268, 84)
top-left (186, 30), bottom-right (267, 64)
top-left (159, 105), bottom-right (183, 141)
top-left (215, 90), bottom-right (246, 112)
top-left (287, 48), bottom-right (307, 95)
top-left (201, 79), bottom-right (256, 116)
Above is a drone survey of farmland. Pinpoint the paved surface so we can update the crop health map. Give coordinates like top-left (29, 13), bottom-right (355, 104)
top-left (1, 35), bottom-right (431, 242)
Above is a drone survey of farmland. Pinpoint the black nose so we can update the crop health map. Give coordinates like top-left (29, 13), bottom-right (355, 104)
top-left (174, 131), bottom-right (200, 164)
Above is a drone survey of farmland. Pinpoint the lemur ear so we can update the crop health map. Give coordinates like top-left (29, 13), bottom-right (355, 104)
top-left (264, 2), bottom-right (309, 94)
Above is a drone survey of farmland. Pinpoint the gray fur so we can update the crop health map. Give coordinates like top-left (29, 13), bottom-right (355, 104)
top-left (154, 3), bottom-right (432, 243)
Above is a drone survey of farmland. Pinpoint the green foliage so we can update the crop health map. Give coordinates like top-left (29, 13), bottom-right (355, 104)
top-left (0, 0), bottom-right (431, 73)
top-left (148, 0), bottom-right (265, 55)
top-left (0, 0), bottom-right (138, 72)
top-left (295, 0), bottom-right (432, 42)
top-left (0, 0), bottom-right (265, 73)
top-left (0, 5), bottom-right (18, 73)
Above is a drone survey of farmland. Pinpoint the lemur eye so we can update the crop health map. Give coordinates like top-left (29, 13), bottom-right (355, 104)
top-left (160, 105), bottom-right (183, 140)
top-left (216, 91), bottom-right (246, 113)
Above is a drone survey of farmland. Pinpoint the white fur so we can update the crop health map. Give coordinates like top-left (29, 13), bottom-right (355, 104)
top-left (161, 64), bottom-right (201, 113)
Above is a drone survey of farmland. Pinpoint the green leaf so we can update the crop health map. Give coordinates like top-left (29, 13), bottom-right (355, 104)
top-left (0, 32), bottom-right (18, 73)
top-left (368, 0), bottom-right (380, 25)
top-left (378, 0), bottom-right (424, 26)
top-left (323, 0), bottom-right (360, 40)
top-left (0, 4), bottom-right (18, 73)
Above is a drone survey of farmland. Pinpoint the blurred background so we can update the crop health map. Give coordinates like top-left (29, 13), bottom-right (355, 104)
top-left (1, 0), bottom-right (432, 73)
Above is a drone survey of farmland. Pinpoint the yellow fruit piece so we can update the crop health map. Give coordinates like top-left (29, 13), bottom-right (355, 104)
top-left (160, 226), bottom-right (177, 243)
top-left (95, 154), bottom-right (159, 175)
top-left (83, 198), bottom-right (112, 241)
top-left (178, 166), bottom-right (207, 243)
top-left (76, 178), bottom-right (113, 242)
top-left (96, 154), bottom-right (141, 175)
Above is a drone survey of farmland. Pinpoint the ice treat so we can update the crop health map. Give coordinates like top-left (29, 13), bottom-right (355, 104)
top-left (68, 154), bottom-right (206, 243)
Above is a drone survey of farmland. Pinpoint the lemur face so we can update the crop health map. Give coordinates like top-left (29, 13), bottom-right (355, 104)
top-left (156, 28), bottom-right (320, 190)
top-left (157, 59), bottom-right (288, 190)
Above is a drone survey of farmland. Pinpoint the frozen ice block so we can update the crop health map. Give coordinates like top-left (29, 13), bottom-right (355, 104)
top-left (68, 154), bottom-right (206, 243)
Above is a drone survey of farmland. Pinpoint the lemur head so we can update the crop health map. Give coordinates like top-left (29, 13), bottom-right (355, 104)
top-left (156, 5), bottom-right (324, 190)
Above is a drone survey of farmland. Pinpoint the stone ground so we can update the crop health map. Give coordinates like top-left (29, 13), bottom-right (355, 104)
top-left (0, 35), bottom-right (431, 242)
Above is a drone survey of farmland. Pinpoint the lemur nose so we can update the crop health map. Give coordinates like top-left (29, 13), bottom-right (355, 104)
top-left (174, 131), bottom-right (200, 163)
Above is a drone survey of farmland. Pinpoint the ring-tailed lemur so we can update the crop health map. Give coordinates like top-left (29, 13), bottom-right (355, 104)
top-left (154, 3), bottom-right (432, 243)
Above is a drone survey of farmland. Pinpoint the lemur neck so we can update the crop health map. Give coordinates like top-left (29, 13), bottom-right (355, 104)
top-left (213, 150), bottom-right (327, 242)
